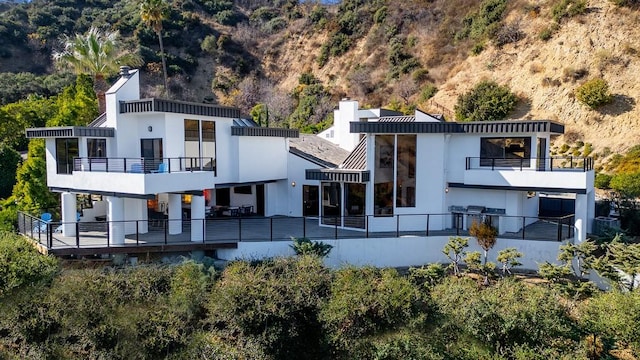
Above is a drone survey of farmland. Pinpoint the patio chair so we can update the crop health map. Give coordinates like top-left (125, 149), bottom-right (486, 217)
top-left (131, 163), bottom-right (144, 173)
top-left (33, 212), bottom-right (52, 233)
top-left (151, 162), bottom-right (168, 173)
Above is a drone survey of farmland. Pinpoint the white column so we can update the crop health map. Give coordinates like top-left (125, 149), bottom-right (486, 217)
top-left (168, 194), bottom-right (182, 235)
top-left (191, 195), bottom-right (205, 242)
top-left (107, 196), bottom-right (125, 245)
top-left (574, 193), bottom-right (589, 243)
top-left (61, 192), bottom-right (76, 237)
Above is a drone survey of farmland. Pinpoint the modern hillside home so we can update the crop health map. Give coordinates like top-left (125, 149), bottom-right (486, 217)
top-left (297, 98), bottom-right (594, 242)
top-left (25, 67), bottom-right (298, 247)
top-left (22, 68), bottom-right (595, 265)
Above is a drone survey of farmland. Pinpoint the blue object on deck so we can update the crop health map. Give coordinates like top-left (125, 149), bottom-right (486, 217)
top-left (131, 163), bottom-right (144, 173)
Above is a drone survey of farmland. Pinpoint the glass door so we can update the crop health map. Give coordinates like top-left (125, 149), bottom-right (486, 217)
top-left (141, 138), bottom-right (163, 172)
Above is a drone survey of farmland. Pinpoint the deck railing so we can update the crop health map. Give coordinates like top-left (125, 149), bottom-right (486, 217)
top-left (18, 211), bottom-right (575, 252)
top-left (465, 156), bottom-right (594, 171)
top-left (72, 157), bottom-right (215, 174)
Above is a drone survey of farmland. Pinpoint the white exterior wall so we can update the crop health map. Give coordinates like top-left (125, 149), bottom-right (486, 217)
top-left (238, 137), bottom-right (288, 182)
top-left (264, 181), bottom-right (288, 216)
top-left (217, 236), bottom-right (566, 271)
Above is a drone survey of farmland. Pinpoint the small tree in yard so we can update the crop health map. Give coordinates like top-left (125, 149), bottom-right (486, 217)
top-left (443, 236), bottom-right (470, 276)
top-left (497, 247), bottom-right (523, 276)
top-left (290, 237), bottom-right (333, 257)
top-left (469, 221), bottom-right (498, 265)
top-left (465, 251), bottom-right (496, 285)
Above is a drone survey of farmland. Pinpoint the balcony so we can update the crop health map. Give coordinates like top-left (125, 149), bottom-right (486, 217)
top-left (461, 157), bottom-right (594, 192)
top-left (48, 157), bottom-right (217, 195)
top-left (73, 157), bottom-right (215, 174)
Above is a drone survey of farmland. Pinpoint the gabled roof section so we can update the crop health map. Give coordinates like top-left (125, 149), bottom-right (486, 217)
top-left (88, 112), bottom-right (107, 127)
top-left (289, 134), bottom-right (350, 168)
top-left (340, 136), bottom-right (366, 170)
top-left (379, 116), bottom-right (415, 123)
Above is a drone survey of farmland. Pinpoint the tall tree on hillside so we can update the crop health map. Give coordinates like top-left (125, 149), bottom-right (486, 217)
top-left (140, 0), bottom-right (169, 93)
top-left (52, 27), bottom-right (142, 114)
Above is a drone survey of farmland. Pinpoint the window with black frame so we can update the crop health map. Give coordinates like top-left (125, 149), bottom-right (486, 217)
top-left (480, 137), bottom-right (531, 167)
top-left (56, 138), bottom-right (79, 174)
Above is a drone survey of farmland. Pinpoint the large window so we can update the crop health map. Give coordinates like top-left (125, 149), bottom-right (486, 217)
top-left (374, 135), bottom-right (395, 216)
top-left (87, 138), bottom-right (106, 158)
top-left (56, 138), bottom-right (79, 174)
top-left (184, 119), bottom-right (216, 172)
top-left (396, 135), bottom-right (416, 207)
top-left (480, 137), bottom-right (531, 167)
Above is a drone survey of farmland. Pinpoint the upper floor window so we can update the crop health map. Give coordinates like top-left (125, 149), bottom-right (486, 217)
top-left (480, 137), bottom-right (531, 167)
top-left (56, 138), bottom-right (78, 174)
top-left (87, 138), bottom-right (106, 158)
top-left (184, 119), bottom-right (216, 174)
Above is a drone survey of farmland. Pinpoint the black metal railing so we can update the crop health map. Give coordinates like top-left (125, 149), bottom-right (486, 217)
top-left (72, 157), bottom-right (215, 174)
top-left (18, 211), bottom-right (576, 252)
top-left (466, 156), bottom-right (594, 172)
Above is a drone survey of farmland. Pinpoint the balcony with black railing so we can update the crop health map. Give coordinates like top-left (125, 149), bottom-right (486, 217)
top-left (465, 156), bottom-right (594, 172)
top-left (73, 157), bottom-right (215, 174)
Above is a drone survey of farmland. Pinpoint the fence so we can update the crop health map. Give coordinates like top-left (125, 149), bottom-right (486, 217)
top-left (18, 211), bottom-right (575, 252)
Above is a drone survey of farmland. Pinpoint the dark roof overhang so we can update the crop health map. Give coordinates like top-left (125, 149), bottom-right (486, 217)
top-left (448, 182), bottom-right (587, 194)
top-left (231, 126), bottom-right (299, 138)
top-left (120, 98), bottom-right (240, 118)
top-left (26, 126), bottom-right (115, 139)
top-left (351, 120), bottom-right (564, 135)
top-left (305, 169), bottom-right (370, 183)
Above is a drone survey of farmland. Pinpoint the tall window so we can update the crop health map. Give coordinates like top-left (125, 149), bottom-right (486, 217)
top-left (56, 138), bottom-right (79, 174)
top-left (202, 120), bottom-right (216, 171)
top-left (184, 119), bottom-right (216, 173)
top-left (374, 135), bottom-right (395, 216)
top-left (87, 138), bottom-right (106, 158)
top-left (396, 135), bottom-right (416, 207)
top-left (184, 119), bottom-right (200, 169)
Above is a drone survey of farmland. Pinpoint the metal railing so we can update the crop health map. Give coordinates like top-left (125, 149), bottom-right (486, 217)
top-left (466, 156), bottom-right (594, 171)
top-left (18, 211), bottom-right (575, 252)
top-left (72, 157), bottom-right (215, 174)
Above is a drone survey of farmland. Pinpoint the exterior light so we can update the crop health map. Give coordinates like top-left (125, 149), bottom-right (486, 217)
top-left (147, 126), bottom-right (153, 132)
top-left (291, 181), bottom-right (296, 187)
top-left (445, 187), bottom-right (449, 193)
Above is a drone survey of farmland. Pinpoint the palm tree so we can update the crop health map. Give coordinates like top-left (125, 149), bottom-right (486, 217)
top-left (140, 0), bottom-right (169, 93)
top-left (53, 27), bottom-right (142, 114)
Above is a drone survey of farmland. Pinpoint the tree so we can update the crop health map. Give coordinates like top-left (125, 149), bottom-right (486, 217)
top-left (53, 27), bottom-right (142, 113)
top-left (140, 0), bottom-right (170, 93)
top-left (469, 220), bottom-right (498, 265)
top-left (454, 80), bottom-right (518, 121)
top-left (496, 247), bottom-right (523, 276)
top-left (0, 144), bottom-right (21, 200)
top-left (443, 236), bottom-right (469, 276)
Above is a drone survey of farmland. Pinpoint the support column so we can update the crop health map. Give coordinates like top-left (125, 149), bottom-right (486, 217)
top-left (587, 189), bottom-right (595, 235)
top-left (191, 195), bottom-right (205, 242)
top-left (574, 193), bottom-right (589, 243)
top-left (168, 194), bottom-right (182, 235)
top-left (61, 192), bottom-right (77, 237)
top-left (107, 196), bottom-right (125, 245)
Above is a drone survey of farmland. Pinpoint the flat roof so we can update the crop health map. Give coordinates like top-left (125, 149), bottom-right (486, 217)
top-left (351, 120), bottom-right (564, 135)
top-left (26, 126), bottom-right (115, 139)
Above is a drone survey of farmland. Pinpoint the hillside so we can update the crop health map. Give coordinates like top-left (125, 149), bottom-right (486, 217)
top-left (0, 0), bottom-right (639, 162)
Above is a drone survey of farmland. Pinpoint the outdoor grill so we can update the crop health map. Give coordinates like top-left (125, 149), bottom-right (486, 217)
top-left (466, 205), bottom-right (486, 214)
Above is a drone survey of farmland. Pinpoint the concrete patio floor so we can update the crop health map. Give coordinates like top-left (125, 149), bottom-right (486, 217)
top-left (22, 216), bottom-right (573, 257)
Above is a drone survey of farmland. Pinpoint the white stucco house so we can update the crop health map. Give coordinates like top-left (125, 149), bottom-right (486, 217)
top-left (23, 68), bottom-right (595, 266)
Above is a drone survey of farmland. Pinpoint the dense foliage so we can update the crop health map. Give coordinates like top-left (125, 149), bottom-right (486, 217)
top-left (454, 80), bottom-right (518, 121)
top-left (2, 231), bottom-right (640, 359)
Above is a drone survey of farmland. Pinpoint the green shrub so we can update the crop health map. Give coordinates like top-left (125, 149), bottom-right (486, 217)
top-left (419, 83), bottom-right (438, 102)
top-left (551, 0), bottom-right (587, 22)
top-left (207, 257), bottom-right (331, 359)
top-left (0, 232), bottom-right (58, 297)
top-left (539, 27), bottom-right (553, 41)
top-left (200, 34), bottom-right (217, 55)
top-left (456, 0), bottom-right (508, 41)
top-left (594, 173), bottom-right (612, 189)
top-left (471, 42), bottom-right (485, 55)
top-left (290, 237), bottom-right (333, 257)
top-left (454, 80), bottom-right (518, 121)
top-left (321, 266), bottom-right (428, 352)
top-left (575, 78), bottom-right (612, 109)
